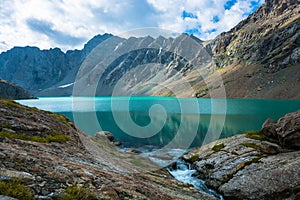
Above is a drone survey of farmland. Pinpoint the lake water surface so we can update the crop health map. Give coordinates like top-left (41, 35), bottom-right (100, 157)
top-left (18, 97), bottom-right (300, 148)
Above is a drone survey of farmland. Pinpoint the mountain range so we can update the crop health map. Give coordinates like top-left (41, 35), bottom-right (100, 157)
top-left (0, 0), bottom-right (299, 99)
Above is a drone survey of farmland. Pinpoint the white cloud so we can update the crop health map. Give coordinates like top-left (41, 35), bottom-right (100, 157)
top-left (0, 0), bottom-right (264, 53)
top-left (147, 0), bottom-right (264, 40)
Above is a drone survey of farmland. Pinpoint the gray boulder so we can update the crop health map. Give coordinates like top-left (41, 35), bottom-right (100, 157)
top-left (95, 131), bottom-right (115, 142)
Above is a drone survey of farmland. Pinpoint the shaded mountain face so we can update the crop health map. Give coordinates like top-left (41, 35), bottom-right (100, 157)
top-left (0, 34), bottom-right (112, 94)
top-left (0, 79), bottom-right (35, 100)
top-left (0, 0), bottom-right (299, 99)
top-left (0, 33), bottom-right (212, 97)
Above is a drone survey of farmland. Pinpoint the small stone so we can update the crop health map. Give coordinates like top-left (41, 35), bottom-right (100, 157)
top-left (0, 195), bottom-right (17, 200)
top-left (55, 165), bottom-right (72, 176)
top-left (112, 141), bottom-right (122, 146)
top-left (0, 169), bottom-right (34, 180)
top-left (259, 141), bottom-right (281, 154)
top-left (256, 86), bottom-right (262, 91)
top-left (84, 170), bottom-right (94, 177)
top-left (126, 148), bottom-right (142, 154)
top-left (2, 128), bottom-right (16, 133)
top-left (95, 131), bottom-right (114, 142)
top-left (39, 181), bottom-right (47, 187)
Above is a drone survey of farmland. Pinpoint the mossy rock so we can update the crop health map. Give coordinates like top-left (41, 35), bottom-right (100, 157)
top-left (212, 143), bottom-right (225, 152)
top-left (244, 130), bottom-right (266, 141)
top-left (240, 142), bottom-right (260, 150)
top-left (189, 154), bottom-right (200, 162)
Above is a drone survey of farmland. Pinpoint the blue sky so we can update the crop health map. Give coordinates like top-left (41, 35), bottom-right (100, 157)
top-left (0, 0), bottom-right (264, 53)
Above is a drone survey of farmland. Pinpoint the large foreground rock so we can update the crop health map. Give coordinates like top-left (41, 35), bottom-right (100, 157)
top-left (184, 110), bottom-right (300, 200)
top-left (262, 110), bottom-right (300, 149)
top-left (0, 99), bottom-right (215, 200)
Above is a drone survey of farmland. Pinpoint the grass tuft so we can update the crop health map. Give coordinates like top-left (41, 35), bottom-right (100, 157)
top-left (0, 100), bottom-right (22, 108)
top-left (0, 130), bottom-right (70, 143)
top-left (0, 180), bottom-right (33, 200)
top-left (60, 185), bottom-right (97, 200)
top-left (50, 113), bottom-right (71, 127)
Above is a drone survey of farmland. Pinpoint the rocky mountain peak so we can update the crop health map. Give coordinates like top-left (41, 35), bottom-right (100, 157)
top-left (82, 33), bottom-right (113, 54)
top-left (261, 0), bottom-right (298, 16)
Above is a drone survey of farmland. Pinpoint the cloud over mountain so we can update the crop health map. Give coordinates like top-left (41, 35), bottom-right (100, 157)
top-left (0, 0), bottom-right (263, 52)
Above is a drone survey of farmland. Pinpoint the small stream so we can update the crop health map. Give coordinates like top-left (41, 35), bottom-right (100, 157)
top-left (167, 159), bottom-right (223, 200)
top-left (119, 145), bottom-right (223, 199)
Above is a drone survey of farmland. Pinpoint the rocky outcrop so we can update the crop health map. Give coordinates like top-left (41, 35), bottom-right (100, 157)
top-left (262, 110), bottom-right (300, 149)
top-left (0, 79), bottom-right (35, 99)
top-left (184, 110), bottom-right (300, 200)
top-left (0, 99), bottom-right (216, 200)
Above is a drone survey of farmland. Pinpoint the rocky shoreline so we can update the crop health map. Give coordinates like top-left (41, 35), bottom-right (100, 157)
top-left (184, 110), bottom-right (300, 200)
top-left (0, 99), bottom-right (215, 200)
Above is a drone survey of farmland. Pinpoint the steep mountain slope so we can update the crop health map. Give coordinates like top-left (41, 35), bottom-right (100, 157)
top-left (196, 0), bottom-right (300, 99)
top-left (0, 79), bottom-right (35, 99)
top-left (209, 0), bottom-right (299, 70)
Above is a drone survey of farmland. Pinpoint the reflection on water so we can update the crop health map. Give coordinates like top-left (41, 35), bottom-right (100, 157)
top-left (62, 111), bottom-right (283, 147)
top-left (17, 97), bottom-right (300, 148)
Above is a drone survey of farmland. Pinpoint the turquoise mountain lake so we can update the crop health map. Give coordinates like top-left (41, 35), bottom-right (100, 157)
top-left (18, 97), bottom-right (300, 148)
